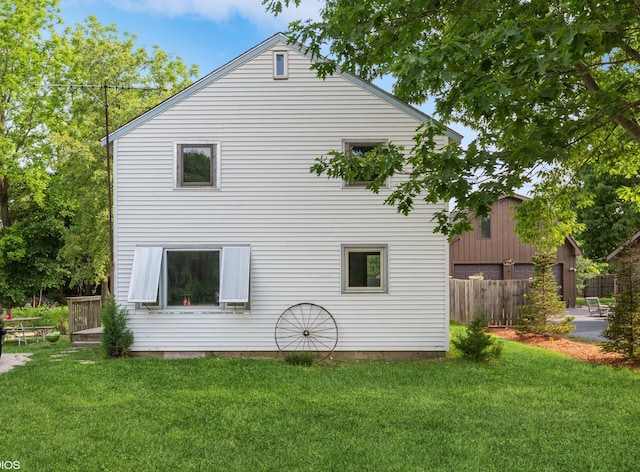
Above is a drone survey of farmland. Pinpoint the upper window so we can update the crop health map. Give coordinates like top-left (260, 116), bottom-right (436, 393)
top-left (342, 245), bottom-right (388, 293)
top-left (177, 144), bottom-right (216, 188)
top-left (273, 51), bottom-right (288, 79)
top-left (343, 141), bottom-right (388, 188)
top-left (477, 215), bottom-right (491, 239)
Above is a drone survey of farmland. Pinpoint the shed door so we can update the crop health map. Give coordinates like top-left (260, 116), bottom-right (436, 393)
top-left (514, 264), bottom-right (562, 285)
top-left (453, 264), bottom-right (503, 280)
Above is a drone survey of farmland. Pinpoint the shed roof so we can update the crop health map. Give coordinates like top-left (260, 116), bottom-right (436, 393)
top-left (101, 33), bottom-right (463, 146)
top-left (606, 229), bottom-right (640, 261)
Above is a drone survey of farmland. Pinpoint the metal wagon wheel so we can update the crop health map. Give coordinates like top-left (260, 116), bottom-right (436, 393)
top-left (275, 303), bottom-right (338, 360)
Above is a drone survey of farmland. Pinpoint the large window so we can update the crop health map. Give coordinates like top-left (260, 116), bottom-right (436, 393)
top-left (128, 246), bottom-right (250, 308)
top-left (343, 141), bottom-right (388, 188)
top-left (177, 144), bottom-right (216, 187)
top-left (167, 250), bottom-right (219, 306)
top-left (342, 245), bottom-right (388, 293)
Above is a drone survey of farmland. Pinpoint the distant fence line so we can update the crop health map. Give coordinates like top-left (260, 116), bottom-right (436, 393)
top-left (450, 279), bottom-right (530, 326)
top-left (583, 275), bottom-right (616, 298)
top-left (67, 295), bottom-right (103, 333)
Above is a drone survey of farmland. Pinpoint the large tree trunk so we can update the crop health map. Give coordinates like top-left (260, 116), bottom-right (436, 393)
top-left (0, 174), bottom-right (9, 231)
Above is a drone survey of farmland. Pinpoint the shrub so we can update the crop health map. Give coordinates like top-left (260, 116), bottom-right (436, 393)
top-left (452, 315), bottom-right (503, 362)
top-left (284, 351), bottom-right (315, 366)
top-left (101, 297), bottom-right (134, 358)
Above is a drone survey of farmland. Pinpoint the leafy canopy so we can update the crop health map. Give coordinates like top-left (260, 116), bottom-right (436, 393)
top-left (266, 0), bottom-right (640, 246)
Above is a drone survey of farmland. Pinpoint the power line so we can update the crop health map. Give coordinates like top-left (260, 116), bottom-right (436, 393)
top-left (34, 81), bottom-right (165, 296)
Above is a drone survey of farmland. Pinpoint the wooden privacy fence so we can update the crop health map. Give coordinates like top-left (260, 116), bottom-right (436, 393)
top-left (67, 296), bottom-right (103, 333)
top-left (450, 279), bottom-right (530, 326)
top-left (583, 275), bottom-right (617, 298)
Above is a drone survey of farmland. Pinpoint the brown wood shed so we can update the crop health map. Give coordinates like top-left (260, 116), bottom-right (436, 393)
top-left (449, 195), bottom-right (582, 307)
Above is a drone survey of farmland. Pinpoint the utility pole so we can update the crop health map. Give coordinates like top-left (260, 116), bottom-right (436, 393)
top-left (37, 82), bottom-right (163, 297)
top-left (103, 83), bottom-right (114, 296)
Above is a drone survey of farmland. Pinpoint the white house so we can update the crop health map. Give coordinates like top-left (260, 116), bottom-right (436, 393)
top-left (104, 33), bottom-right (461, 359)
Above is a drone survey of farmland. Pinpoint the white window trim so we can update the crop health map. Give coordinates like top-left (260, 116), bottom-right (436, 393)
top-left (341, 140), bottom-right (389, 189)
top-left (341, 244), bottom-right (388, 294)
top-left (273, 51), bottom-right (288, 79)
top-left (174, 141), bottom-right (221, 190)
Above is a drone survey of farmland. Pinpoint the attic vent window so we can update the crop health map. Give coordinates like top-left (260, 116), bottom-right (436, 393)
top-left (273, 51), bottom-right (288, 79)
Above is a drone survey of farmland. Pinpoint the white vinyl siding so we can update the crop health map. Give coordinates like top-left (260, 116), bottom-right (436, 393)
top-left (113, 40), bottom-right (451, 353)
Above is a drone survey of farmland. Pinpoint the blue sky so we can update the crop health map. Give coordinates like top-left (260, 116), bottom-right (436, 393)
top-left (58, 0), bottom-right (470, 142)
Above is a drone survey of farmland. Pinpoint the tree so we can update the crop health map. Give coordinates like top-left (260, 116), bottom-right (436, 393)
top-left (266, 0), bottom-right (640, 245)
top-left (0, 2), bottom-right (197, 303)
top-left (0, 178), bottom-right (69, 306)
top-left (603, 250), bottom-right (640, 360)
top-left (53, 16), bottom-right (197, 294)
top-left (516, 251), bottom-right (574, 336)
top-left (576, 166), bottom-right (640, 261)
top-left (0, 0), bottom-right (66, 230)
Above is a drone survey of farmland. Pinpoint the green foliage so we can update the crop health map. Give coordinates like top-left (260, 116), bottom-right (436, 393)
top-left (451, 315), bottom-right (503, 362)
top-left (266, 0), bottom-right (640, 244)
top-left (576, 168), bottom-right (640, 261)
top-left (53, 16), bottom-right (197, 292)
top-left (0, 5), bottom-right (197, 299)
top-left (284, 351), bottom-right (315, 366)
top-left (10, 305), bottom-right (67, 332)
top-left (101, 297), bottom-right (133, 358)
top-left (517, 251), bottom-right (575, 335)
top-left (575, 256), bottom-right (609, 296)
top-left (603, 253), bottom-right (640, 360)
top-left (0, 185), bottom-right (69, 306)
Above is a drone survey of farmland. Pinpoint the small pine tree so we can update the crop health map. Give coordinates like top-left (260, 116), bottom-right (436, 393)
top-left (452, 314), bottom-right (503, 362)
top-left (101, 297), bottom-right (134, 358)
top-left (603, 251), bottom-right (640, 360)
top-left (516, 250), bottom-right (574, 336)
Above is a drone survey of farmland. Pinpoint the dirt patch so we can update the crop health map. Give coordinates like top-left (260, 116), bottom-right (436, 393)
top-left (487, 328), bottom-right (640, 369)
top-left (0, 353), bottom-right (33, 374)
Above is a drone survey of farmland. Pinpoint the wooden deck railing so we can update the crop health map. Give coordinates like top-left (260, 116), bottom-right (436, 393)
top-left (67, 296), bottom-right (103, 333)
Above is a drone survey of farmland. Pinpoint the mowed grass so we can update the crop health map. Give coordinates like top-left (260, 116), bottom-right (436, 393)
top-left (1, 330), bottom-right (639, 472)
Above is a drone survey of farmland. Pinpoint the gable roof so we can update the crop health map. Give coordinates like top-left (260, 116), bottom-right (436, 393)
top-left (606, 229), bottom-right (640, 261)
top-left (101, 32), bottom-right (463, 146)
top-left (473, 193), bottom-right (583, 255)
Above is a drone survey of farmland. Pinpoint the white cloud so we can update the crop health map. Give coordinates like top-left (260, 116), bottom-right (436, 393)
top-left (107, 0), bottom-right (322, 28)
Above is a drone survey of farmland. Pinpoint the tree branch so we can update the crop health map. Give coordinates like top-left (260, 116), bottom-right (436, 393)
top-left (576, 62), bottom-right (640, 143)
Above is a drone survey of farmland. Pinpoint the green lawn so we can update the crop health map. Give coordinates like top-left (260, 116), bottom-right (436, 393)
top-left (1, 330), bottom-right (639, 471)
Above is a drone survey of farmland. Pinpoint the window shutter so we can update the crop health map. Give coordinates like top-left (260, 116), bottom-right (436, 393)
top-left (128, 247), bottom-right (163, 303)
top-left (219, 246), bottom-right (251, 303)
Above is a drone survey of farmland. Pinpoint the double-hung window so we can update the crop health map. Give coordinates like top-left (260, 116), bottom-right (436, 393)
top-left (128, 246), bottom-right (251, 308)
top-left (342, 245), bottom-right (388, 293)
top-left (176, 143), bottom-right (217, 188)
